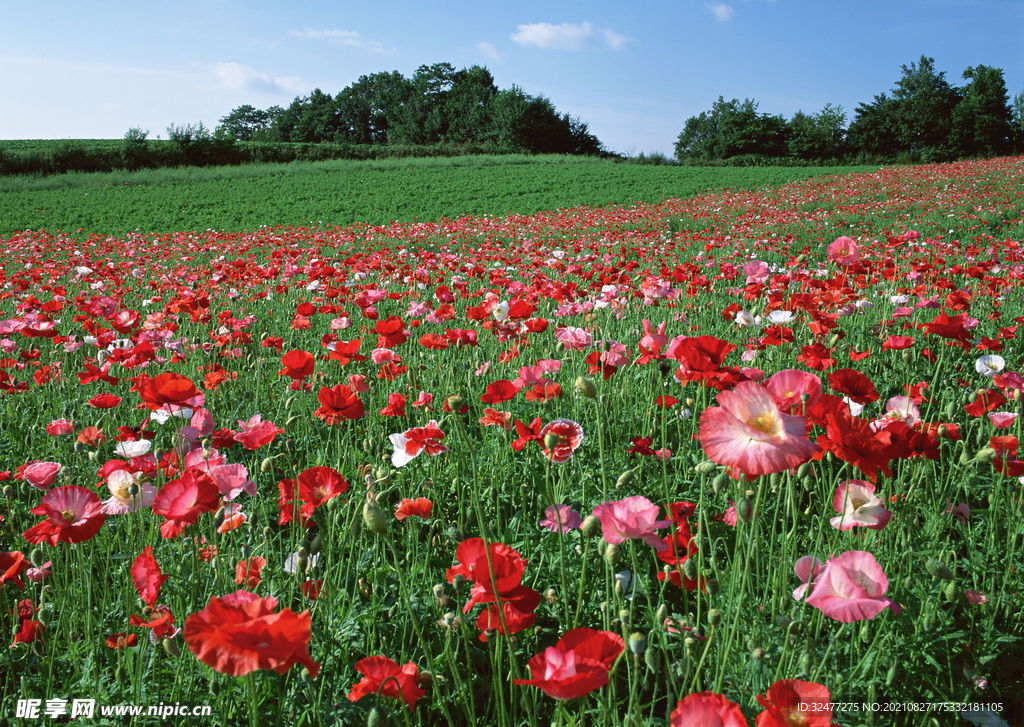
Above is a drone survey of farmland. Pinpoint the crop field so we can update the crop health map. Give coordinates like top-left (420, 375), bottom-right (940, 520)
top-left (1, 156), bottom-right (1023, 727)
top-left (0, 154), bottom-right (875, 236)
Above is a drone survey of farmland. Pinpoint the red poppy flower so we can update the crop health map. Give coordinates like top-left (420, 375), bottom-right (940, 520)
top-left (815, 412), bottom-right (893, 482)
top-left (87, 392), bottom-right (122, 409)
top-left (390, 421), bottom-right (447, 467)
top-left (235, 557), bottom-right (267, 589)
top-left (523, 382), bottom-right (562, 403)
top-left (347, 656), bottom-right (425, 710)
top-left (513, 628), bottom-right (624, 700)
top-left (540, 419), bottom-right (584, 464)
top-left (106, 632), bottom-right (139, 649)
top-left (828, 369), bottom-right (880, 405)
top-left (77, 426), bottom-right (108, 447)
top-left (152, 470), bottom-right (220, 539)
top-left (922, 309), bottom-right (972, 344)
top-left (132, 545), bottom-right (169, 607)
top-left (328, 339), bottom-right (367, 366)
top-left (23, 486), bottom-right (107, 545)
top-left (965, 389), bottom-right (1005, 417)
top-left (380, 392), bottom-right (407, 417)
top-left (882, 336), bottom-right (915, 351)
top-left (418, 333), bottom-right (449, 350)
top-left (314, 384), bottom-right (364, 423)
top-left (183, 590), bottom-right (319, 678)
top-left (233, 417), bottom-right (284, 450)
top-left (512, 418), bottom-right (543, 451)
top-left (395, 498), bottom-right (433, 521)
top-left (479, 408), bottom-right (512, 430)
top-left (78, 361), bottom-right (119, 386)
top-left (796, 343), bottom-right (835, 371)
top-left (278, 350), bottom-right (315, 380)
top-left (13, 620), bottom-right (44, 645)
top-left (375, 316), bottom-right (408, 347)
top-left (480, 379), bottom-right (519, 404)
top-left (297, 466), bottom-right (348, 513)
top-left (628, 437), bottom-right (656, 457)
top-left (138, 372), bottom-right (204, 412)
top-left (0, 551), bottom-right (30, 590)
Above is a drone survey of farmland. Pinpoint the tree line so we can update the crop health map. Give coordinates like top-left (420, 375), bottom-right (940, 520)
top-left (674, 57), bottom-right (1023, 164)
top-left (217, 62), bottom-right (604, 156)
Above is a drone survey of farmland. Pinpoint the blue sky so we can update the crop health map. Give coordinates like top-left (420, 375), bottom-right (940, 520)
top-left (1, 0), bottom-right (1021, 156)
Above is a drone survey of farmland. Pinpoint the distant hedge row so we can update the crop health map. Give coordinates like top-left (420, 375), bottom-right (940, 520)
top-left (0, 138), bottom-right (525, 177)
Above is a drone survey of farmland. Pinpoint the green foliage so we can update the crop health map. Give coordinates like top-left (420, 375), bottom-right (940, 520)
top-left (0, 155), bottom-right (874, 236)
top-left (891, 55), bottom-right (962, 159)
top-left (674, 97), bottom-right (789, 162)
top-left (950, 66), bottom-right (1014, 157)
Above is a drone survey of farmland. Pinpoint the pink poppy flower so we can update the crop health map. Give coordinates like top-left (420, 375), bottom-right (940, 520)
top-left (556, 327), bottom-right (592, 351)
top-left (22, 462), bottom-right (62, 491)
top-left (591, 496), bottom-right (671, 551)
top-left (640, 319), bottom-right (669, 352)
top-left (827, 236), bottom-right (859, 265)
top-left (965, 590), bottom-right (988, 605)
top-left (26, 561), bottom-right (51, 583)
top-left (46, 419), bottom-right (74, 436)
top-left (792, 555), bottom-right (824, 601)
top-left (699, 381), bottom-right (820, 478)
top-left (102, 469), bottom-right (157, 514)
top-left (539, 505), bottom-right (582, 534)
top-left (803, 551), bottom-right (901, 622)
top-left (830, 480), bottom-right (891, 531)
top-left (942, 500), bottom-right (970, 524)
top-left (670, 692), bottom-right (747, 727)
top-left (23, 486), bottom-right (107, 545)
top-left (390, 420), bottom-right (447, 467)
top-left (411, 390), bottom-right (433, 409)
top-left (207, 463), bottom-right (256, 501)
top-left (233, 416), bottom-right (284, 451)
top-left (347, 374), bottom-right (370, 393)
top-left (883, 396), bottom-right (920, 427)
top-left (765, 370), bottom-right (821, 414)
top-left (539, 419), bottom-right (584, 463)
top-left (988, 411), bottom-right (1018, 429)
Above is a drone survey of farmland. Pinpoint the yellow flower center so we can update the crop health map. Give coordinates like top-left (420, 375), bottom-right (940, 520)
top-left (750, 412), bottom-right (780, 435)
top-left (61, 509), bottom-right (77, 523)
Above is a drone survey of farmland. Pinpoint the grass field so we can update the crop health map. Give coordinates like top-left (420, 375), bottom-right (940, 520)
top-left (1, 156), bottom-right (1022, 727)
top-left (0, 154), bottom-right (877, 235)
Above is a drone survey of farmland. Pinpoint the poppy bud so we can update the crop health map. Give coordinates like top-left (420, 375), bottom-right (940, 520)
top-left (603, 542), bottom-right (620, 567)
top-left (936, 425), bottom-right (947, 438)
top-left (37, 603), bottom-right (53, 628)
top-left (575, 376), bottom-right (597, 399)
top-left (446, 394), bottom-right (465, 411)
top-left (682, 558), bottom-right (698, 581)
top-left (374, 468), bottom-right (392, 486)
top-left (618, 609), bottom-right (630, 625)
top-left (1014, 388), bottom-right (1023, 402)
top-left (860, 621), bottom-right (871, 644)
top-left (694, 461), bottom-right (718, 475)
top-left (796, 463), bottom-right (812, 478)
top-left (775, 615), bottom-right (793, 630)
top-left (655, 604), bottom-right (668, 623)
top-left (798, 651), bottom-right (812, 674)
top-left (707, 609), bottom-right (722, 627)
top-left (363, 495), bottom-right (388, 535)
top-left (483, 627), bottom-right (498, 644)
top-left (162, 637), bottom-right (180, 657)
top-left (543, 588), bottom-right (558, 606)
top-left (705, 579), bottom-right (719, 595)
top-left (543, 432), bottom-right (561, 452)
top-left (925, 558), bottom-right (954, 580)
top-left (262, 526), bottom-right (272, 540)
top-left (29, 548), bottom-right (45, 568)
top-left (944, 401), bottom-right (956, 419)
top-left (901, 348), bottom-right (913, 364)
top-left (213, 508), bottom-right (225, 529)
top-left (736, 497), bottom-right (753, 523)
top-left (309, 534), bottom-right (322, 555)
top-left (711, 473), bottom-right (729, 494)
top-left (628, 632), bottom-right (647, 656)
top-left (581, 515), bottom-right (600, 538)
top-left (752, 648), bottom-right (767, 661)
top-left (616, 470), bottom-right (634, 488)
top-left (769, 473), bottom-right (782, 491)
top-left (974, 447), bottom-right (996, 463)
top-left (944, 581), bottom-right (958, 602)
top-left (416, 670), bottom-right (433, 687)
top-left (644, 641), bottom-right (660, 672)
top-left (367, 706), bottom-right (390, 727)
top-left (968, 391), bottom-right (979, 404)
top-left (886, 664), bottom-right (897, 687)
top-left (74, 442), bottom-right (87, 453)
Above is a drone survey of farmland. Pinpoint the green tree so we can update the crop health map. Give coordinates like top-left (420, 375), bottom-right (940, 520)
top-left (891, 55), bottom-right (961, 157)
top-left (847, 93), bottom-right (900, 158)
top-left (289, 89), bottom-right (341, 143)
top-left (1013, 87), bottom-right (1024, 152)
top-left (442, 65), bottom-right (498, 144)
top-left (950, 65), bottom-right (1013, 157)
top-left (336, 71), bottom-right (414, 144)
top-left (121, 127), bottom-right (150, 169)
top-left (217, 105), bottom-right (273, 141)
top-left (674, 97), bottom-right (787, 161)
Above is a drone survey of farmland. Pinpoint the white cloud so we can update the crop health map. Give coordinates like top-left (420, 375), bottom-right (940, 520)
top-left (511, 21), bottom-right (629, 51)
top-left (288, 28), bottom-right (391, 54)
top-left (707, 3), bottom-right (736, 22)
top-left (476, 41), bottom-right (502, 61)
top-left (213, 62), bottom-right (304, 95)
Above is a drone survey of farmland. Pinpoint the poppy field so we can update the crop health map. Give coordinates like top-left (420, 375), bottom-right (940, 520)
top-left (1, 156), bottom-right (1024, 727)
